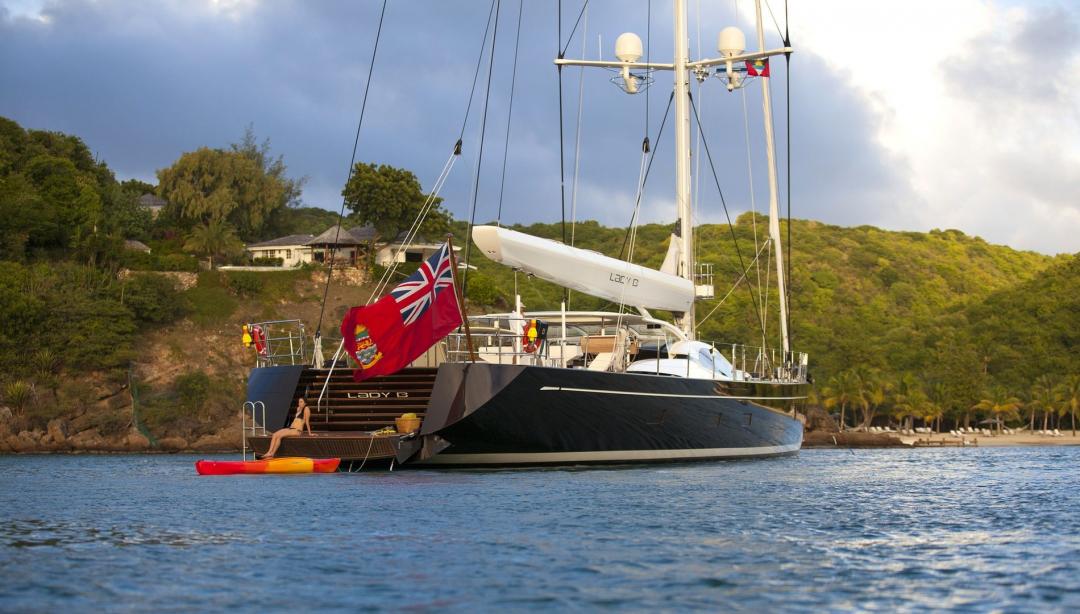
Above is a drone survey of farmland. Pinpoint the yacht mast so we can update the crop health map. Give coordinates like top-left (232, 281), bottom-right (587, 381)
top-left (553, 0), bottom-right (792, 347)
top-left (672, 0), bottom-right (694, 338)
top-left (754, 0), bottom-right (790, 355)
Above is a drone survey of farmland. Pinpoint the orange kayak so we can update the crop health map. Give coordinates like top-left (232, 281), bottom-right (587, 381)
top-left (196, 457), bottom-right (341, 475)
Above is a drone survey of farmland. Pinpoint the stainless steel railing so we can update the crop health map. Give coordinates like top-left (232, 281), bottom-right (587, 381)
top-left (702, 342), bottom-right (808, 383)
top-left (241, 400), bottom-right (266, 460)
top-left (247, 319), bottom-right (307, 367)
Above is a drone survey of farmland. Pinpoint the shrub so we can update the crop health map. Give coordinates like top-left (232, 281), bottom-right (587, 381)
top-left (226, 272), bottom-right (262, 296)
top-left (157, 253), bottom-right (198, 272)
top-left (38, 295), bottom-right (137, 371)
top-left (88, 408), bottom-right (130, 436)
top-left (4, 380), bottom-right (34, 415)
top-left (141, 397), bottom-right (189, 434)
top-left (465, 272), bottom-right (503, 308)
top-left (123, 274), bottom-right (187, 324)
top-left (175, 371), bottom-right (210, 415)
top-left (252, 257), bottom-right (284, 267)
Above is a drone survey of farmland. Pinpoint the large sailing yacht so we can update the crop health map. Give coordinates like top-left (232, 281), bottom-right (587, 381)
top-left (245, 0), bottom-right (809, 467)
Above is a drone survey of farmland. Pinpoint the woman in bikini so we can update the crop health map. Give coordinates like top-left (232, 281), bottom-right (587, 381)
top-left (263, 398), bottom-right (311, 458)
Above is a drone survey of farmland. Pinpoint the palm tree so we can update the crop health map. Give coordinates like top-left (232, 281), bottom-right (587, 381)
top-left (927, 382), bottom-right (948, 433)
top-left (183, 219), bottom-right (243, 268)
top-left (823, 370), bottom-right (858, 432)
top-left (1029, 375), bottom-right (1057, 433)
top-left (1057, 375), bottom-right (1080, 437)
top-left (972, 386), bottom-right (1023, 435)
top-left (859, 373), bottom-right (892, 430)
top-left (890, 374), bottom-right (921, 431)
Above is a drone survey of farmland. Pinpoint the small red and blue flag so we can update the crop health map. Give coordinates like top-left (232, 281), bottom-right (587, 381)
top-left (746, 59), bottom-right (770, 78)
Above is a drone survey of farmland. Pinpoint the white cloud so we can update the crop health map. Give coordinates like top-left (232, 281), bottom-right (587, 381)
top-left (787, 0), bottom-right (1080, 254)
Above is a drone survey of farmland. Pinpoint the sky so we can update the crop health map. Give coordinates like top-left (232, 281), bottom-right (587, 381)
top-left (1, 0), bottom-right (1077, 255)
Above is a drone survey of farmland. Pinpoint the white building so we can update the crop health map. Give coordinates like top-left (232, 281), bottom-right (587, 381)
top-left (375, 232), bottom-right (460, 266)
top-left (245, 234), bottom-right (315, 267)
top-left (245, 225), bottom-right (459, 268)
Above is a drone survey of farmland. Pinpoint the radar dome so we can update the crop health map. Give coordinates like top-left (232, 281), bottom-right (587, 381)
top-left (717, 26), bottom-right (746, 57)
top-left (615, 32), bottom-right (643, 63)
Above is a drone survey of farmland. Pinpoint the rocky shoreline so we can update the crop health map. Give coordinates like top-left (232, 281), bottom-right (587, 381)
top-left (0, 418), bottom-right (241, 454)
top-left (802, 431), bottom-right (908, 448)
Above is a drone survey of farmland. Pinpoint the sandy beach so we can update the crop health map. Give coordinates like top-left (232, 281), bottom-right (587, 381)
top-left (899, 432), bottom-right (1080, 447)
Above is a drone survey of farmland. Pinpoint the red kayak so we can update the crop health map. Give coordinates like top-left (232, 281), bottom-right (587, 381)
top-left (196, 457), bottom-right (341, 475)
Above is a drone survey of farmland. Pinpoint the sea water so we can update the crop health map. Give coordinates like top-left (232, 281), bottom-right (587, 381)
top-left (1, 447), bottom-right (1078, 612)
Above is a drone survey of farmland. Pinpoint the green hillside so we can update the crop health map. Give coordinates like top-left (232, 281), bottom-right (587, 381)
top-left (458, 215), bottom-right (1071, 413)
top-left (1, 113), bottom-right (1075, 444)
top-left (959, 254), bottom-right (1080, 390)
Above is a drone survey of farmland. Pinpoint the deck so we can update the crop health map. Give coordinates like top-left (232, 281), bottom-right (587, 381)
top-left (245, 431), bottom-right (409, 462)
top-left (244, 367), bottom-right (438, 464)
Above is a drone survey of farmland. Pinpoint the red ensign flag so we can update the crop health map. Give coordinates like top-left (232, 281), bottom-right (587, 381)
top-left (340, 243), bottom-right (463, 381)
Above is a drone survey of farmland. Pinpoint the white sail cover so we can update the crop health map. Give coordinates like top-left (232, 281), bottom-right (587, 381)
top-left (660, 233), bottom-right (681, 275)
top-left (472, 225), bottom-right (694, 312)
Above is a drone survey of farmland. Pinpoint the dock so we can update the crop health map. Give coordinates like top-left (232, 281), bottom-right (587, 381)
top-left (912, 437), bottom-right (975, 447)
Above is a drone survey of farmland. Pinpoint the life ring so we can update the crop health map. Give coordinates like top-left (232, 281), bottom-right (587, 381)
top-left (522, 319), bottom-right (544, 353)
top-left (251, 325), bottom-right (267, 356)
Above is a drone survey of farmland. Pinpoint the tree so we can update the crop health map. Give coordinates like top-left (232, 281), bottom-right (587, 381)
top-left (972, 387), bottom-right (1022, 434)
top-left (1057, 375), bottom-right (1080, 437)
top-left (822, 370), bottom-right (859, 431)
top-left (231, 125), bottom-right (305, 208)
top-left (1029, 375), bottom-right (1057, 433)
top-left (157, 147), bottom-right (290, 239)
top-left (122, 274), bottom-right (187, 324)
top-left (183, 219), bottom-right (243, 268)
top-left (891, 374), bottom-right (924, 431)
top-left (859, 371), bottom-right (892, 429)
top-left (101, 182), bottom-right (153, 240)
top-left (342, 162), bottom-right (451, 240)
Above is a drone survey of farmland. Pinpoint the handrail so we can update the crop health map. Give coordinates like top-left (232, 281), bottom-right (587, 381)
top-left (248, 319), bottom-right (307, 367)
top-left (316, 339), bottom-right (346, 421)
top-left (241, 401), bottom-right (266, 460)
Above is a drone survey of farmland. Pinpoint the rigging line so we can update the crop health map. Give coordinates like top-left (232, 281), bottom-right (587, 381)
top-left (784, 0), bottom-right (793, 346)
top-left (762, 0), bottom-right (786, 42)
top-left (314, 0), bottom-right (387, 337)
top-left (459, 0), bottom-right (499, 142)
top-left (645, 0), bottom-right (651, 138)
top-left (622, 0), bottom-right (652, 272)
top-left (613, 148), bottom-right (649, 337)
top-left (569, 9), bottom-right (588, 248)
top-left (687, 91), bottom-right (769, 345)
top-left (367, 151), bottom-right (458, 302)
top-left (618, 92), bottom-right (674, 261)
top-left (495, 0), bottom-right (524, 226)
top-left (625, 147), bottom-right (650, 262)
top-left (762, 233), bottom-right (771, 343)
top-left (692, 0), bottom-right (702, 265)
top-left (696, 240), bottom-right (770, 327)
top-left (557, 0), bottom-right (569, 306)
top-left (559, 0), bottom-right (590, 58)
top-left (740, 81), bottom-right (765, 345)
top-left (462, 0), bottom-right (502, 298)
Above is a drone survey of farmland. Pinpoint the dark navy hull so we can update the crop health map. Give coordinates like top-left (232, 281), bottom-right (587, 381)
top-left (411, 363), bottom-right (807, 466)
